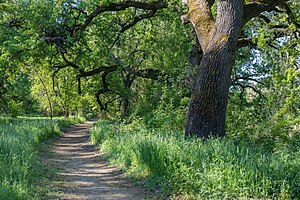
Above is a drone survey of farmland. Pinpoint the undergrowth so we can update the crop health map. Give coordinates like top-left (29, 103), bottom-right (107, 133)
top-left (0, 116), bottom-right (84, 200)
top-left (91, 119), bottom-right (300, 199)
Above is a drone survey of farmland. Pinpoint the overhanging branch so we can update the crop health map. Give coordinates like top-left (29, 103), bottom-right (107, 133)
top-left (75, 64), bottom-right (160, 94)
top-left (73, 0), bottom-right (167, 36)
top-left (242, 2), bottom-right (276, 26)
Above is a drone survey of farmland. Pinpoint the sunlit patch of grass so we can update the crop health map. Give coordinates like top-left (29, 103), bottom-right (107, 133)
top-left (0, 117), bottom-right (83, 199)
top-left (91, 120), bottom-right (300, 199)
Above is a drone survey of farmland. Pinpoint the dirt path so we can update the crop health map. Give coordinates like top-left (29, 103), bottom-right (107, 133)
top-left (49, 120), bottom-right (155, 200)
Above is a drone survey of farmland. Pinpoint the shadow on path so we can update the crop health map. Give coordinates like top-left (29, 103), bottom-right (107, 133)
top-left (49, 121), bottom-right (154, 200)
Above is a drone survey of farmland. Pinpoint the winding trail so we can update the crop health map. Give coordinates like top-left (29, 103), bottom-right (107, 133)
top-left (49, 120), bottom-right (155, 200)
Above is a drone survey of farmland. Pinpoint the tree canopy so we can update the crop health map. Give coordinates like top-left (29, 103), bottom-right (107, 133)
top-left (0, 0), bottom-right (299, 137)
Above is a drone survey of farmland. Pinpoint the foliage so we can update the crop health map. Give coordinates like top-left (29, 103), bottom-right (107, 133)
top-left (91, 119), bottom-right (300, 199)
top-left (0, 0), bottom-right (299, 198)
top-left (227, 7), bottom-right (300, 147)
top-left (0, 71), bottom-right (38, 117)
top-left (0, 0), bottom-right (98, 117)
top-left (0, 117), bottom-right (83, 199)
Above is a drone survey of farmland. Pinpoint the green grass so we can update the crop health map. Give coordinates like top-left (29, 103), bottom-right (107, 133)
top-left (91, 120), bottom-right (300, 199)
top-left (0, 116), bottom-right (84, 200)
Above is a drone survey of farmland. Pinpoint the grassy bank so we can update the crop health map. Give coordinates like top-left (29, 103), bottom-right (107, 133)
top-left (0, 117), bottom-right (84, 200)
top-left (91, 120), bottom-right (300, 199)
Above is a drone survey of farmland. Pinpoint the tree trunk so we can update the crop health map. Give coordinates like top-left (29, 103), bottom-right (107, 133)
top-left (184, 0), bottom-right (243, 137)
top-left (122, 97), bottom-right (130, 118)
top-left (36, 72), bottom-right (53, 120)
top-left (122, 74), bottom-right (134, 118)
top-left (185, 47), bottom-right (234, 137)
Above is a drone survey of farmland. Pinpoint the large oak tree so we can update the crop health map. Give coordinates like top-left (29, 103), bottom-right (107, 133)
top-left (183, 0), bottom-right (299, 137)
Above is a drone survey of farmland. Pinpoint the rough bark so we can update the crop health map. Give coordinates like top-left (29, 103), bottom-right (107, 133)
top-left (185, 0), bottom-right (244, 137)
top-left (186, 47), bottom-right (235, 137)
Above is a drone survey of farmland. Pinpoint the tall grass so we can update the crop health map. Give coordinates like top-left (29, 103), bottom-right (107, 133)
top-left (91, 120), bottom-right (300, 199)
top-left (0, 117), bottom-right (83, 199)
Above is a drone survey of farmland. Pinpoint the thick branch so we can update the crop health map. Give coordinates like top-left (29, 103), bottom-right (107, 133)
top-left (95, 71), bottom-right (123, 111)
top-left (184, 0), bottom-right (215, 51)
top-left (95, 71), bottom-right (111, 111)
top-left (76, 65), bottom-right (118, 94)
top-left (73, 0), bottom-right (167, 35)
top-left (76, 64), bottom-right (159, 94)
top-left (243, 3), bottom-right (274, 26)
top-left (212, 0), bottom-right (243, 49)
top-left (242, 0), bottom-right (288, 26)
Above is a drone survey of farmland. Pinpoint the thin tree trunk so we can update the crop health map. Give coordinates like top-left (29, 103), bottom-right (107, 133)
top-left (36, 73), bottom-right (53, 120)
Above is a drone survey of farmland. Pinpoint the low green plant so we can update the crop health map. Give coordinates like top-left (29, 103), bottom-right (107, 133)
top-left (91, 119), bottom-right (300, 199)
top-left (0, 117), bottom-right (83, 199)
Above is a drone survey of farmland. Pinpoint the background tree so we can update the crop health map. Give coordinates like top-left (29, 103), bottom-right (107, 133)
top-left (21, 0), bottom-right (190, 119)
top-left (0, 0), bottom-right (39, 116)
